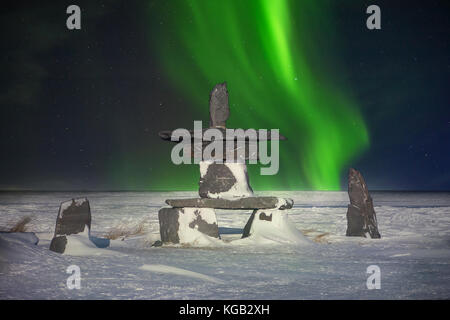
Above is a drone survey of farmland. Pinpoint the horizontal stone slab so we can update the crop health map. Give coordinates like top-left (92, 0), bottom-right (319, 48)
top-left (172, 139), bottom-right (260, 161)
top-left (158, 128), bottom-right (287, 141)
top-left (165, 197), bottom-right (293, 210)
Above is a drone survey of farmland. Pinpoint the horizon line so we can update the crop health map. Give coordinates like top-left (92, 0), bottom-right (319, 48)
top-left (0, 189), bottom-right (449, 193)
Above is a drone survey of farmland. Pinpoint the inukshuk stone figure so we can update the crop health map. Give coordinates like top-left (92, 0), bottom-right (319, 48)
top-left (157, 82), bottom-right (293, 244)
top-left (346, 168), bottom-right (381, 238)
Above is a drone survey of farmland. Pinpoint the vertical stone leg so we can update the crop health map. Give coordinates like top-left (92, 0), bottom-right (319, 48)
top-left (242, 209), bottom-right (257, 238)
top-left (158, 207), bottom-right (220, 244)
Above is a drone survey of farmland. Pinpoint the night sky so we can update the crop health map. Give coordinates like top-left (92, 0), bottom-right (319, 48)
top-left (1, 0), bottom-right (449, 191)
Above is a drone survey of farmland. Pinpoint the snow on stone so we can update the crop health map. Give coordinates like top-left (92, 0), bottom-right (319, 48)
top-left (275, 197), bottom-right (294, 209)
top-left (207, 162), bottom-right (253, 199)
top-left (199, 160), bottom-right (213, 178)
top-left (177, 208), bottom-right (222, 246)
top-left (243, 210), bottom-right (312, 246)
top-left (59, 198), bottom-right (87, 213)
top-left (182, 207), bottom-right (217, 225)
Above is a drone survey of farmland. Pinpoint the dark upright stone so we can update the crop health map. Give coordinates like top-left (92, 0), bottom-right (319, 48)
top-left (158, 207), bottom-right (181, 243)
top-left (49, 198), bottom-right (91, 253)
top-left (53, 198), bottom-right (91, 236)
top-left (346, 168), bottom-right (381, 238)
top-left (241, 210), bottom-right (256, 238)
top-left (209, 82), bottom-right (229, 128)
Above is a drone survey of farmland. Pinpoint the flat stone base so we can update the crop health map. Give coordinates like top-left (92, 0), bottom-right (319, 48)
top-left (158, 207), bottom-right (219, 244)
top-left (165, 197), bottom-right (293, 210)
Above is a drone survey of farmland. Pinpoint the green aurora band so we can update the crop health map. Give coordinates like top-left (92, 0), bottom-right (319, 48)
top-left (148, 0), bottom-right (369, 190)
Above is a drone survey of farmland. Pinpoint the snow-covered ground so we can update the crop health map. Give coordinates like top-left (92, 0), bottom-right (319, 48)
top-left (0, 191), bottom-right (449, 299)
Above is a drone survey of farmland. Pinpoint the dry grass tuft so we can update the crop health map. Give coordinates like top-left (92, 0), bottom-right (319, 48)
top-left (103, 220), bottom-right (146, 240)
top-left (9, 216), bottom-right (32, 233)
top-left (300, 229), bottom-right (331, 244)
top-left (313, 232), bottom-right (330, 244)
top-left (300, 229), bottom-right (316, 236)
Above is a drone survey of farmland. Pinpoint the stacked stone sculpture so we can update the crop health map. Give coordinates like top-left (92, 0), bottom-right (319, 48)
top-left (158, 82), bottom-right (293, 244)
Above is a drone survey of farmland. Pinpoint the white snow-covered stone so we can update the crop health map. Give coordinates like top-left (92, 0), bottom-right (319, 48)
top-left (242, 209), bottom-right (311, 245)
top-left (275, 197), bottom-right (294, 209)
top-left (199, 161), bottom-right (253, 199)
top-left (158, 207), bottom-right (220, 244)
top-left (199, 160), bottom-right (213, 178)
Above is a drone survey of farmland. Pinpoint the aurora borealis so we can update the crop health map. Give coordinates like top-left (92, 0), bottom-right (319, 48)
top-left (1, 0), bottom-right (449, 191)
top-left (152, 0), bottom-right (368, 190)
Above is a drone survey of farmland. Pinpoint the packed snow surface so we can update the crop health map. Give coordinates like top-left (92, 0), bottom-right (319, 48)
top-left (139, 264), bottom-right (224, 284)
top-left (0, 191), bottom-right (449, 299)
